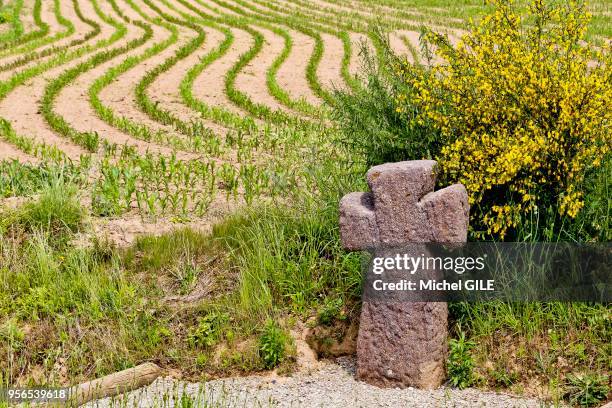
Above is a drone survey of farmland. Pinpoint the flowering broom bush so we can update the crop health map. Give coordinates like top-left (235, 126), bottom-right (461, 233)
top-left (396, 0), bottom-right (611, 238)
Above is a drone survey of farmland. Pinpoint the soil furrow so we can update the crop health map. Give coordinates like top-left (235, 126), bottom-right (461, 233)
top-left (0, 139), bottom-right (38, 163)
top-left (17, 0), bottom-right (37, 36)
top-left (389, 30), bottom-right (412, 57)
top-left (276, 27), bottom-right (320, 106)
top-left (234, 25), bottom-right (292, 113)
top-left (317, 32), bottom-right (347, 90)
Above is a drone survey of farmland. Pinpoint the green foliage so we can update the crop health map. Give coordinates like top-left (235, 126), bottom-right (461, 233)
top-left (126, 228), bottom-right (213, 276)
top-left (450, 301), bottom-right (611, 402)
top-left (447, 329), bottom-right (476, 389)
top-left (179, 394), bottom-right (195, 408)
top-left (565, 373), bottom-right (609, 407)
top-left (490, 367), bottom-right (519, 387)
top-left (513, 156), bottom-right (610, 243)
top-left (398, 0), bottom-right (610, 239)
top-left (212, 201), bottom-right (362, 318)
top-left (567, 156), bottom-right (611, 242)
top-left (0, 8), bottom-right (12, 24)
top-left (317, 297), bottom-right (344, 326)
top-left (0, 319), bottom-right (24, 350)
top-left (258, 319), bottom-right (288, 369)
top-left (333, 32), bottom-right (440, 167)
top-left (0, 160), bottom-right (85, 198)
top-left (188, 313), bottom-right (230, 349)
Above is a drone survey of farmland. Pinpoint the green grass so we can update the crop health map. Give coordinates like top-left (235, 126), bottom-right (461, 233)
top-left (0, 160), bottom-right (86, 198)
top-left (0, 142), bottom-right (361, 385)
top-left (8, 178), bottom-right (83, 236)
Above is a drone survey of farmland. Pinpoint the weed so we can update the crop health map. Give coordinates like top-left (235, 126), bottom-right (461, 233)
top-left (317, 297), bottom-right (344, 326)
top-left (490, 366), bottom-right (519, 388)
top-left (565, 373), bottom-right (609, 407)
top-left (447, 328), bottom-right (476, 389)
top-left (188, 313), bottom-right (230, 349)
top-left (333, 30), bottom-right (440, 166)
top-left (258, 319), bottom-right (288, 369)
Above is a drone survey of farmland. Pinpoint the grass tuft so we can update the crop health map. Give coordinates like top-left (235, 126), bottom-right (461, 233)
top-left (16, 180), bottom-right (83, 237)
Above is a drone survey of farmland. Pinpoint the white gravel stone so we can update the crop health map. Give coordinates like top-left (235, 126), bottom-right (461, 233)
top-left (84, 358), bottom-right (546, 408)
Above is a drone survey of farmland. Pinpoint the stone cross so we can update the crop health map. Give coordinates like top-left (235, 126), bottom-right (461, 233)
top-left (339, 160), bottom-right (469, 389)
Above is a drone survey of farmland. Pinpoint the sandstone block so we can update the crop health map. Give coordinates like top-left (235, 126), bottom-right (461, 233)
top-left (339, 160), bottom-right (470, 390)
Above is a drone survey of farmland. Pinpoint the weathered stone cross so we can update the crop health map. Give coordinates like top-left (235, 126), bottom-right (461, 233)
top-left (339, 160), bottom-right (469, 389)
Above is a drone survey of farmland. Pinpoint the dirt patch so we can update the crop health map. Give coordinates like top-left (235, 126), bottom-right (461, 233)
top-left (342, 0), bottom-right (464, 24)
top-left (272, 0), bottom-right (461, 34)
top-left (38, 0), bottom-right (63, 33)
top-left (392, 29), bottom-right (423, 63)
top-left (0, 140), bottom-right (38, 163)
top-left (90, 192), bottom-right (238, 247)
top-left (317, 32), bottom-right (348, 90)
top-left (17, 0), bottom-right (37, 36)
top-left (206, 0), bottom-right (326, 108)
top-left (290, 323), bottom-right (324, 372)
top-left (218, 0), bottom-right (353, 94)
top-left (389, 30), bottom-right (412, 57)
top-left (305, 320), bottom-right (358, 359)
top-left (276, 27), bottom-right (321, 106)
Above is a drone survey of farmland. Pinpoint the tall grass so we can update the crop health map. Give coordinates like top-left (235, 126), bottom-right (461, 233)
top-left (332, 32), bottom-right (441, 166)
top-left (211, 200), bottom-right (363, 321)
top-left (0, 176), bottom-right (85, 241)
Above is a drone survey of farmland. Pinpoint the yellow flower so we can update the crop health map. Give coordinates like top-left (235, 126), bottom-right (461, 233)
top-left (394, 0), bottom-right (611, 238)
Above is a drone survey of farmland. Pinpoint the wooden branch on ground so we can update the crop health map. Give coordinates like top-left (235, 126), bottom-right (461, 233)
top-left (68, 362), bottom-right (162, 406)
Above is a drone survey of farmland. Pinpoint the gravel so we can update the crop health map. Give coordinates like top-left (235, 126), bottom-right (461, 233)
top-left (85, 358), bottom-right (546, 408)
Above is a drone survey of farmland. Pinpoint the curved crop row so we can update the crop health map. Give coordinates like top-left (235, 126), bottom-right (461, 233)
top-left (87, 1), bottom-right (193, 152)
top-left (0, 0), bottom-right (120, 161)
top-left (0, 0), bottom-right (101, 72)
top-left (213, 0), bottom-right (361, 92)
top-left (198, 0), bottom-right (325, 116)
top-left (0, 0), bottom-right (49, 53)
top-left (40, 0), bottom-right (142, 152)
top-left (170, 0), bottom-right (321, 129)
